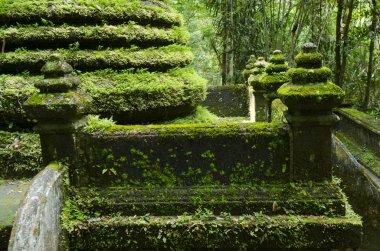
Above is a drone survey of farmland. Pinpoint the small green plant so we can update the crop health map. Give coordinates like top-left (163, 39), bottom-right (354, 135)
top-left (84, 115), bottom-right (115, 133)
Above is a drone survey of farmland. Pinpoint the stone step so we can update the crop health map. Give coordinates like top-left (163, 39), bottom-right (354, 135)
top-left (70, 183), bottom-right (347, 217)
top-left (65, 213), bottom-right (362, 250)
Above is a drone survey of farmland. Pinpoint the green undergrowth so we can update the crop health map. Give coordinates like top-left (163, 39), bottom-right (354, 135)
top-left (0, 24), bottom-right (189, 50)
top-left (335, 132), bottom-right (380, 176)
top-left (0, 130), bottom-right (42, 178)
top-left (272, 99), bottom-right (287, 123)
top-left (0, 0), bottom-right (181, 27)
top-left (163, 106), bottom-right (219, 124)
top-left (0, 44), bottom-right (194, 73)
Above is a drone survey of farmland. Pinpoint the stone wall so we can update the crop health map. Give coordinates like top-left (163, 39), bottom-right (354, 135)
top-left (335, 108), bottom-right (380, 158)
top-left (74, 122), bottom-right (290, 187)
top-left (201, 85), bottom-right (250, 117)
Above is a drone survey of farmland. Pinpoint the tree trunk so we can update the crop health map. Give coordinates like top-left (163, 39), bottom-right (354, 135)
top-left (339, 0), bottom-right (355, 87)
top-left (362, 0), bottom-right (377, 109)
top-left (221, 0), bottom-right (234, 85)
top-left (335, 0), bottom-right (344, 87)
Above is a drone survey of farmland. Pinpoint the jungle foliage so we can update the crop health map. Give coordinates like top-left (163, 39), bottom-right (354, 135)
top-left (170, 0), bottom-right (379, 113)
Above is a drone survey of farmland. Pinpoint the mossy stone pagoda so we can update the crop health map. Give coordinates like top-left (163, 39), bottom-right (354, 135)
top-left (259, 50), bottom-right (290, 122)
top-left (0, 1), bottom-right (362, 250)
top-left (242, 54), bottom-right (256, 81)
top-left (0, 0), bottom-right (206, 125)
top-left (248, 57), bottom-right (268, 122)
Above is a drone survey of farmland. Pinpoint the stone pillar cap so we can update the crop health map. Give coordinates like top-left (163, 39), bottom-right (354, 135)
top-left (41, 53), bottom-right (73, 78)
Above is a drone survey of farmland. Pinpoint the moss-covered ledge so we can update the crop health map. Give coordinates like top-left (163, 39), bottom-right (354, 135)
top-left (0, 44), bottom-right (193, 74)
top-left (335, 108), bottom-right (380, 159)
top-left (0, 24), bottom-right (189, 51)
top-left (0, 0), bottom-right (182, 27)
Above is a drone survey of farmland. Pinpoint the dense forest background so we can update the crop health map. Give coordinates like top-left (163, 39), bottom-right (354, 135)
top-left (169, 0), bottom-right (379, 112)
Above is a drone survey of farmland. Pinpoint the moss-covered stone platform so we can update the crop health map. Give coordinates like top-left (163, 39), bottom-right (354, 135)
top-left (62, 182), bottom-right (361, 251)
top-left (0, 180), bottom-right (30, 249)
top-left (0, 0), bottom-right (206, 125)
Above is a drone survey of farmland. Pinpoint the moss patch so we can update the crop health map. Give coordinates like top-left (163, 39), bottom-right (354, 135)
top-left (287, 67), bottom-right (332, 83)
top-left (295, 52), bottom-right (323, 68)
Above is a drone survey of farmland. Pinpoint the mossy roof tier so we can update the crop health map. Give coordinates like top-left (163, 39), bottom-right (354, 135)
top-left (0, 45), bottom-right (193, 74)
top-left (0, 0), bottom-right (206, 123)
top-left (0, 68), bottom-right (206, 124)
top-left (0, 0), bottom-right (181, 27)
top-left (0, 24), bottom-right (189, 51)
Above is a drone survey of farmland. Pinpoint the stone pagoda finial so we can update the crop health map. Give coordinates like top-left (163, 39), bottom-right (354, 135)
top-left (278, 43), bottom-right (344, 182)
top-left (247, 57), bottom-right (268, 122)
top-left (259, 50), bottom-right (290, 122)
top-left (24, 54), bottom-right (91, 165)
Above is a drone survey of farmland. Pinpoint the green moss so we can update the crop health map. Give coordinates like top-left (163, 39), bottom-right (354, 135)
top-left (265, 62), bottom-right (288, 74)
top-left (85, 121), bottom-right (285, 137)
top-left (0, 0), bottom-right (182, 27)
top-left (295, 52), bottom-right (323, 68)
top-left (269, 55), bottom-right (285, 63)
top-left (278, 82), bottom-right (344, 97)
top-left (288, 67), bottom-right (332, 83)
top-left (0, 24), bottom-right (189, 50)
top-left (163, 106), bottom-right (219, 124)
top-left (0, 131), bottom-right (42, 178)
top-left (80, 67), bottom-right (206, 122)
top-left (84, 115), bottom-right (116, 133)
top-left (0, 44), bottom-right (194, 74)
top-left (259, 72), bottom-right (290, 92)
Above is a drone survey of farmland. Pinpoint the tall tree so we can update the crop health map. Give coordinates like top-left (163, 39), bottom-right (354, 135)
top-left (362, 0), bottom-right (378, 109)
top-left (335, 0), bottom-right (355, 87)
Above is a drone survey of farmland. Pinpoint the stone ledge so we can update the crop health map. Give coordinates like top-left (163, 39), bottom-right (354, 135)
top-left (65, 212), bottom-right (362, 250)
